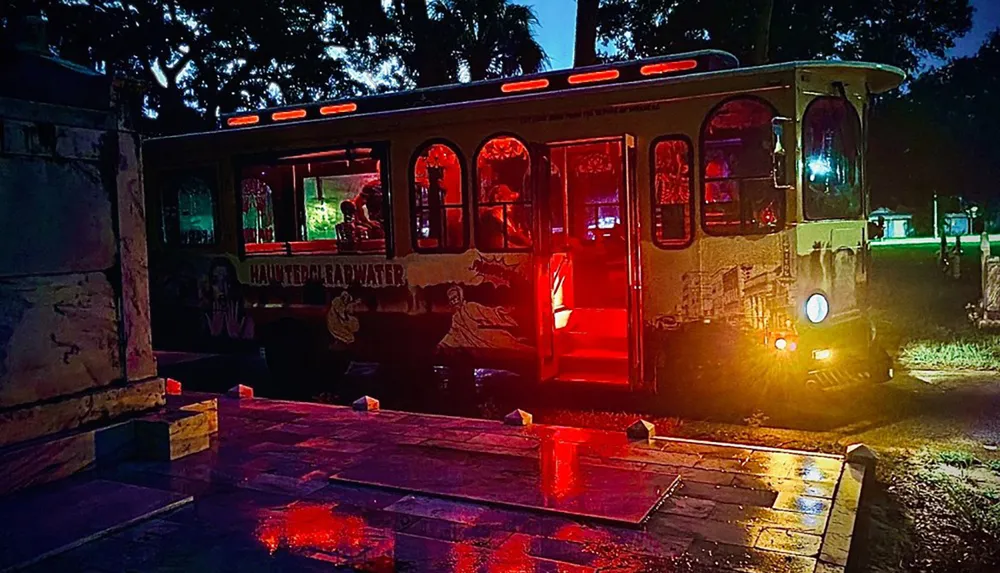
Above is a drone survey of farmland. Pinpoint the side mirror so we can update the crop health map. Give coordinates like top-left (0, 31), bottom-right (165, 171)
top-left (771, 117), bottom-right (794, 189)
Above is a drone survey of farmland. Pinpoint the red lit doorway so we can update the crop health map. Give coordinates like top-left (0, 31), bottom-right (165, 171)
top-left (534, 135), bottom-right (643, 388)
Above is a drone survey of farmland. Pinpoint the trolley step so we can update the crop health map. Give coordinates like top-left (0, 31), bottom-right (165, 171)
top-left (563, 307), bottom-right (627, 338)
top-left (559, 347), bottom-right (628, 382)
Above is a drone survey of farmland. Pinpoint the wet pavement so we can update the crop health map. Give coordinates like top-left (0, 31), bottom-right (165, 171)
top-left (17, 393), bottom-right (855, 572)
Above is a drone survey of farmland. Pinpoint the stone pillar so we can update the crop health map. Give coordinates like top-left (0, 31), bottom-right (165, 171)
top-left (0, 20), bottom-right (164, 494)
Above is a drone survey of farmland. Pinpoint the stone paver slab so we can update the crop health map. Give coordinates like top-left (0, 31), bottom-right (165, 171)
top-left (331, 443), bottom-right (679, 525)
top-left (682, 539), bottom-right (818, 573)
top-left (710, 502), bottom-right (829, 535)
top-left (678, 481), bottom-right (779, 507)
top-left (754, 527), bottom-right (823, 557)
top-left (772, 492), bottom-right (832, 515)
top-left (0, 478), bottom-right (192, 571)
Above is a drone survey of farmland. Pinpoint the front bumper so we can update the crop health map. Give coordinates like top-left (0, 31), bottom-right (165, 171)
top-left (796, 312), bottom-right (878, 387)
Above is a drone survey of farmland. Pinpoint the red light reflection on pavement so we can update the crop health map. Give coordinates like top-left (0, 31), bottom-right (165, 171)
top-left (540, 435), bottom-right (582, 503)
top-left (257, 503), bottom-right (364, 554)
top-left (489, 534), bottom-right (534, 573)
top-left (255, 503), bottom-right (394, 571)
top-left (552, 523), bottom-right (663, 573)
top-left (451, 540), bottom-right (483, 573)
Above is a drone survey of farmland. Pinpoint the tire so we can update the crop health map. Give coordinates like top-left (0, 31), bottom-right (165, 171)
top-left (262, 322), bottom-right (310, 398)
top-left (869, 345), bottom-right (894, 383)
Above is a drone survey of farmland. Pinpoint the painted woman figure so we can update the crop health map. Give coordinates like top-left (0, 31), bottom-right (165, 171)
top-left (203, 257), bottom-right (255, 340)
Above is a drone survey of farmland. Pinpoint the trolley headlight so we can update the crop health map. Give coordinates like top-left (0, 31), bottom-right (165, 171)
top-left (805, 293), bottom-right (830, 323)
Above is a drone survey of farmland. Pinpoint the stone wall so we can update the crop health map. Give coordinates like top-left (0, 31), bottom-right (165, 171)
top-left (0, 79), bottom-right (163, 460)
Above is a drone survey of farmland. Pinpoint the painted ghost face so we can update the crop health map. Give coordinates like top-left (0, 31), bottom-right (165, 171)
top-left (211, 266), bottom-right (231, 301)
top-left (447, 287), bottom-right (464, 308)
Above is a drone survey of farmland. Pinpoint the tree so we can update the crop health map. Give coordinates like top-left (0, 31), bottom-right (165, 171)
top-left (574, 0), bottom-right (600, 67)
top-left (388, 0), bottom-right (457, 87)
top-left (751, 0), bottom-right (774, 65)
top-left (869, 30), bottom-right (1000, 218)
top-left (430, 0), bottom-right (547, 82)
top-left (378, 0), bottom-right (547, 88)
top-left (597, 0), bottom-right (972, 74)
top-left (1, 0), bottom-right (387, 134)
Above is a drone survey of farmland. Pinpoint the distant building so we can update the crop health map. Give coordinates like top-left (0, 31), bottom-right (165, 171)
top-left (943, 212), bottom-right (972, 236)
top-left (869, 207), bottom-right (913, 239)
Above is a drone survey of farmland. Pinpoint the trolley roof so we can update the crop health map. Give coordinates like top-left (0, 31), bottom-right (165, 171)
top-left (208, 50), bottom-right (903, 134)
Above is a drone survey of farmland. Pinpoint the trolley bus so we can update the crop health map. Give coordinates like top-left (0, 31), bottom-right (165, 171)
top-left (143, 50), bottom-right (902, 403)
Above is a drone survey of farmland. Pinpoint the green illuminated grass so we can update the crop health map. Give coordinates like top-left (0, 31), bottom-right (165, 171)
top-left (900, 335), bottom-right (1000, 370)
top-left (870, 242), bottom-right (1000, 371)
top-left (937, 450), bottom-right (979, 469)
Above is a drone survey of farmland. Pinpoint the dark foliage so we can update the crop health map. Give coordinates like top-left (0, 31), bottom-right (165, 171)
top-left (869, 30), bottom-right (1000, 224)
top-left (596, 0), bottom-right (972, 74)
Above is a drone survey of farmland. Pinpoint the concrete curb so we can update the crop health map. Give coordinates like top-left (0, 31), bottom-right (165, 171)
top-left (817, 461), bottom-right (867, 573)
top-left (652, 435), bottom-right (845, 459)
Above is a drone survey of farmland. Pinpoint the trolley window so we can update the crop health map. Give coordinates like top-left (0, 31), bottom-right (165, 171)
top-left (803, 97), bottom-right (862, 220)
top-left (475, 135), bottom-right (532, 251)
top-left (239, 145), bottom-right (389, 255)
top-left (651, 136), bottom-right (693, 247)
top-left (160, 168), bottom-right (218, 246)
top-left (701, 97), bottom-right (784, 235)
top-left (411, 141), bottom-right (468, 252)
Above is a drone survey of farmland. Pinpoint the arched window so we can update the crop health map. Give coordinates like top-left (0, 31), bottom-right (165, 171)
top-left (241, 178), bottom-right (275, 245)
top-left (651, 136), bottom-right (693, 247)
top-left (161, 169), bottom-right (218, 246)
top-left (701, 97), bottom-right (783, 235)
top-left (803, 97), bottom-right (862, 220)
top-left (410, 141), bottom-right (467, 252)
top-left (475, 135), bottom-right (532, 251)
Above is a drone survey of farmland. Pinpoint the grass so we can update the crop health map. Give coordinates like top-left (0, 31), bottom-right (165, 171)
top-left (890, 451), bottom-right (1000, 571)
top-left (899, 335), bottom-right (1000, 370)
top-left (935, 449), bottom-right (1000, 475)
top-left (936, 449), bottom-right (980, 469)
top-left (870, 242), bottom-right (1000, 371)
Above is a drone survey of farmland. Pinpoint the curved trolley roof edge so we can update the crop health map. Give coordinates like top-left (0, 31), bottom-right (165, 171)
top-left (151, 51), bottom-right (906, 141)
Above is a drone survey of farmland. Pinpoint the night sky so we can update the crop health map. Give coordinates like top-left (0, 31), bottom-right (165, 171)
top-left (524, 0), bottom-right (1000, 71)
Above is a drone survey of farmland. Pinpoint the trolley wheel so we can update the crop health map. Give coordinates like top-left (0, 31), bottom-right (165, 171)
top-left (869, 345), bottom-right (894, 383)
top-left (262, 322), bottom-right (310, 397)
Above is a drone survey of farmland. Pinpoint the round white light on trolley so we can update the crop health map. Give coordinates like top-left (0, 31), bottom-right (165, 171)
top-left (805, 293), bottom-right (830, 324)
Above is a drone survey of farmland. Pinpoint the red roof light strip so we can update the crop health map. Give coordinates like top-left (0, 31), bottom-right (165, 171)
top-left (640, 60), bottom-right (699, 76)
top-left (501, 78), bottom-right (550, 93)
top-left (319, 103), bottom-right (358, 115)
top-left (227, 115), bottom-right (260, 127)
top-left (272, 109), bottom-right (307, 121)
top-left (567, 69), bottom-right (620, 85)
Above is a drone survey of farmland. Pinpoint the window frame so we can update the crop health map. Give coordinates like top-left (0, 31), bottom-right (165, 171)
top-left (157, 164), bottom-right (221, 248)
top-left (699, 95), bottom-right (783, 237)
top-left (472, 132), bottom-right (534, 253)
top-left (408, 138), bottom-right (470, 254)
top-left (649, 134), bottom-right (695, 249)
top-left (234, 141), bottom-right (393, 258)
top-left (801, 96), bottom-right (864, 221)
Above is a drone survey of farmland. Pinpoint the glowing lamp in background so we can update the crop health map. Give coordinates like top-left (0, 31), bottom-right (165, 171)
top-left (805, 293), bottom-right (830, 323)
top-left (807, 156), bottom-right (832, 182)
